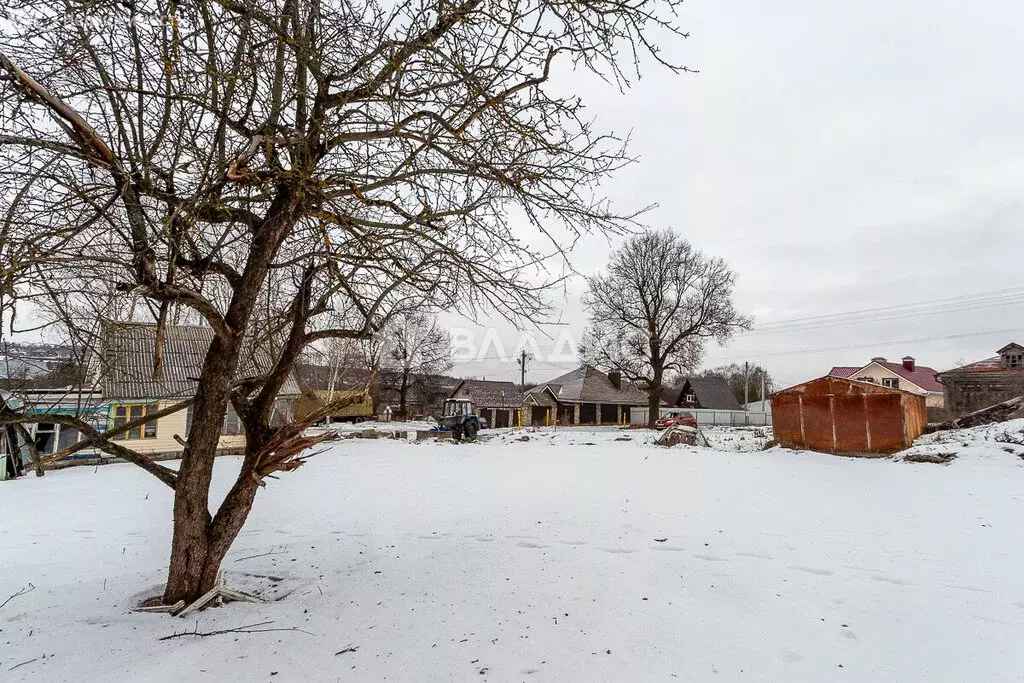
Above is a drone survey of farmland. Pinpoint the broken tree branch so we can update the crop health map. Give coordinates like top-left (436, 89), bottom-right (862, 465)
top-left (158, 620), bottom-right (315, 640)
top-left (0, 583), bottom-right (35, 610)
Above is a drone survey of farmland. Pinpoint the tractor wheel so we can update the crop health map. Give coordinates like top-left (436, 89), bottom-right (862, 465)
top-left (451, 424), bottom-right (464, 441)
top-left (464, 420), bottom-right (478, 441)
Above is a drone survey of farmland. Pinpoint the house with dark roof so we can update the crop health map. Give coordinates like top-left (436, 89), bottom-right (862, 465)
top-left (939, 343), bottom-right (1024, 417)
top-left (520, 365), bottom-right (648, 426)
top-left (95, 320), bottom-right (301, 456)
top-left (448, 379), bottom-right (521, 427)
top-left (827, 356), bottom-right (943, 408)
top-left (5, 321), bottom-right (301, 465)
top-left (292, 363), bottom-right (374, 423)
top-left (664, 377), bottom-right (742, 411)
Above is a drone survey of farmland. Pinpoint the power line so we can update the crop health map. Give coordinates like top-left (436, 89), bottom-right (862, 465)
top-left (746, 295), bottom-right (1024, 336)
top-left (753, 285), bottom-right (1024, 327)
top-left (716, 327), bottom-right (1024, 362)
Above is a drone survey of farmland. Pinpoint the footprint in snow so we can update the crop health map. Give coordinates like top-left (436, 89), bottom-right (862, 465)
top-left (598, 547), bottom-right (635, 554)
top-left (788, 566), bottom-right (834, 576)
top-left (517, 541), bottom-right (550, 549)
top-left (557, 540), bottom-right (588, 546)
top-left (694, 554), bottom-right (728, 562)
top-left (736, 551), bottom-right (773, 560)
top-left (872, 575), bottom-right (911, 586)
top-left (652, 545), bottom-right (686, 552)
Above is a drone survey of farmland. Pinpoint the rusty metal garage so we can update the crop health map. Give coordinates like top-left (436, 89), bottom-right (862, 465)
top-left (771, 376), bottom-right (927, 455)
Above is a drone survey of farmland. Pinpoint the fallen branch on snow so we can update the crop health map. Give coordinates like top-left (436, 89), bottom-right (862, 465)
top-left (8, 657), bottom-right (40, 671)
top-left (158, 620), bottom-right (316, 641)
top-left (1, 583), bottom-right (35, 610)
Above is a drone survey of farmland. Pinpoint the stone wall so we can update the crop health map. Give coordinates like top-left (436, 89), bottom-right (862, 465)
top-left (942, 373), bottom-right (1024, 417)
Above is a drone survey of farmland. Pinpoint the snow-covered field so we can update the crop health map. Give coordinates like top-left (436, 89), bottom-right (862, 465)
top-left (3, 425), bottom-right (1024, 681)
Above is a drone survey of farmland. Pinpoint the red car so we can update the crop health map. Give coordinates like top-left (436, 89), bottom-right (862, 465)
top-left (655, 410), bottom-right (697, 429)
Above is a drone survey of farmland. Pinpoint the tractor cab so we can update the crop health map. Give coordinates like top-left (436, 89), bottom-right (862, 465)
top-left (443, 398), bottom-right (474, 418)
top-left (438, 399), bottom-right (482, 441)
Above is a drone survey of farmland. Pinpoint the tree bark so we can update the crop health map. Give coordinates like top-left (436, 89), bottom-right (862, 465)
top-left (163, 337), bottom-right (238, 604)
top-left (647, 384), bottom-right (661, 428)
top-left (399, 368), bottom-right (410, 416)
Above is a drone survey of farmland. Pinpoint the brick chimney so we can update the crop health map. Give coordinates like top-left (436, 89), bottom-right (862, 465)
top-left (902, 356), bottom-right (915, 371)
top-left (608, 370), bottom-right (622, 389)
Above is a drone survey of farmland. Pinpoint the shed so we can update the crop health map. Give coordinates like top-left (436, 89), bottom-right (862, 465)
top-left (771, 376), bottom-right (926, 455)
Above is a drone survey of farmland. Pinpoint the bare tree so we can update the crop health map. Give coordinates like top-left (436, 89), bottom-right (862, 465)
top-left (376, 312), bottom-right (452, 417)
top-left (582, 229), bottom-right (750, 426)
top-left (699, 363), bottom-right (774, 404)
top-left (0, 0), bottom-right (688, 604)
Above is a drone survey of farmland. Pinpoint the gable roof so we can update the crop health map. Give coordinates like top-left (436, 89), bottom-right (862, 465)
top-left (942, 356), bottom-right (1024, 375)
top-left (522, 386), bottom-right (558, 407)
top-left (775, 374), bottom-right (918, 398)
top-left (679, 377), bottom-right (743, 410)
top-left (99, 321), bottom-right (300, 401)
top-left (998, 343), bottom-right (1024, 354)
top-left (450, 379), bottom-right (520, 407)
top-left (828, 360), bottom-right (942, 393)
top-left (525, 365), bottom-right (648, 405)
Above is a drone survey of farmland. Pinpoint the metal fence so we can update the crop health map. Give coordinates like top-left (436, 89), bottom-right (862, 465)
top-left (630, 407), bottom-right (771, 427)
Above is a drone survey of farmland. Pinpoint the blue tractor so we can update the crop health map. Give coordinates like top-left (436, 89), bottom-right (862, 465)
top-left (436, 398), bottom-right (485, 441)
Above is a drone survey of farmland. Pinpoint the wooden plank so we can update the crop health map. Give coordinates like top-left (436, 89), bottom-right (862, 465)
top-left (177, 587), bottom-right (220, 617)
top-left (134, 600), bottom-right (185, 614)
top-left (219, 587), bottom-right (264, 604)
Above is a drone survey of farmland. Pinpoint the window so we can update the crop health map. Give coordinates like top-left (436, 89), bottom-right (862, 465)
top-left (185, 404), bottom-right (245, 436)
top-left (222, 406), bottom-right (244, 436)
top-left (684, 394), bottom-right (696, 404)
top-left (112, 403), bottom-right (158, 440)
top-left (881, 378), bottom-right (899, 389)
top-left (856, 377), bottom-right (876, 384)
top-left (57, 426), bottom-right (81, 451)
top-left (34, 423), bottom-right (56, 454)
top-left (1005, 353), bottom-right (1023, 369)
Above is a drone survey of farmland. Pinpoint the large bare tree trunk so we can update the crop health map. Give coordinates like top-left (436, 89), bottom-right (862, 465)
top-left (163, 338), bottom-right (240, 603)
top-left (399, 369), bottom-right (410, 416)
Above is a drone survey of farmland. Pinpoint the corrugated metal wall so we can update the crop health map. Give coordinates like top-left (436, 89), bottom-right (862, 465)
top-left (771, 376), bottom-right (926, 455)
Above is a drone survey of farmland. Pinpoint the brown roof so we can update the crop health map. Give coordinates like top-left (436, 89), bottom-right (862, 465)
top-left (294, 364), bottom-right (374, 392)
top-left (450, 379), bottom-right (520, 407)
top-left (523, 387), bottom-right (558, 407)
top-left (941, 343), bottom-right (1024, 375)
top-left (525, 365), bottom-right (648, 405)
top-left (99, 321), bottom-right (300, 400)
top-left (942, 356), bottom-right (1024, 375)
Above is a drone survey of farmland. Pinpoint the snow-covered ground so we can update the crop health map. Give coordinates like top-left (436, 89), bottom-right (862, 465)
top-left (3, 425), bottom-right (1024, 681)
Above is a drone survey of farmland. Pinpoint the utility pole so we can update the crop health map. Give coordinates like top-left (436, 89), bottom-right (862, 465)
top-left (517, 350), bottom-right (529, 391)
top-left (743, 361), bottom-right (749, 409)
top-left (760, 371), bottom-right (766, 413)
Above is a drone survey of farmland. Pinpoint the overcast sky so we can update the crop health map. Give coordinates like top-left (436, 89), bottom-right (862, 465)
top-left (445, 0), bottom-right (1024, 388)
